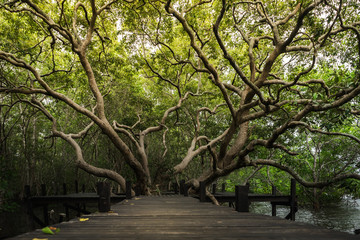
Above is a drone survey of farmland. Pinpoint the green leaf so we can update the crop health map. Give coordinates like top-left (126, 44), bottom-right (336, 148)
top-left (42, 227), bottom-right (54, 235)
top-left (313, 93), bottom-right (318, 100)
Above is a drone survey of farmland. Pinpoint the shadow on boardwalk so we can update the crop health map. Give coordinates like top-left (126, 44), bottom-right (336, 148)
top-left (8, 195), bottom-right (359, 240)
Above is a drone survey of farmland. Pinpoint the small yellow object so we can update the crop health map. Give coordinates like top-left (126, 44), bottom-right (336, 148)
top-left (32, 238), bottom-right (48, 240)
top-left (108, 212), bottom-right (118, 216)
top-left (79, 218), bottom-right (89, 222)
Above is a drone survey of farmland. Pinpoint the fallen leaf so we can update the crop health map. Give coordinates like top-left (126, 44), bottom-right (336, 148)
top-left (107, 213), bottom-right (119, 216)
top-left (79, 218), bottom-right (89, 222)
top-left (41, 227), bottom-right (54, 235)
top-left (48, 226), bottom-right (60, 233)
top-left (32, 238), bottom-right (48, 240)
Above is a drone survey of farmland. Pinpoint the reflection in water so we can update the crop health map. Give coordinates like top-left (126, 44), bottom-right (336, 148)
top-left (250, 199), bottom-right (360, 234)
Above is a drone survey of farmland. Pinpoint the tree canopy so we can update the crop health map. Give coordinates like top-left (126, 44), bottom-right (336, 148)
top-left (0, 0), bottom-right (360, 202)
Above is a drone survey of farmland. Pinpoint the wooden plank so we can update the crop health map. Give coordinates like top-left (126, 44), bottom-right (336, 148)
top-left (9, 195), bottom-right (358, 240)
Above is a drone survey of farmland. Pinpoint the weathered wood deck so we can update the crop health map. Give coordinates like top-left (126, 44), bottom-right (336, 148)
top-left (9, 195), bottom-right (359, 239)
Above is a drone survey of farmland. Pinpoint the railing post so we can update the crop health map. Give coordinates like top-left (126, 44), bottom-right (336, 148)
top-left (221, 183), bottom-right (226, 192)
top-left (25, 185), bottom-right (35, 228)
top-left (173, 182), bottom-right (179, 194)
top-left (75, 180), bottom-right (79, 193)
top-left (41, 184), bottom-right (49, 226)
top-left (74, 181), bottom-right (81, 216)
top-left (235, 185), bottom-right (249, 212)
top-left (97, 182), bottom-right (111, 212)
top-left (180, 180), bottom-right (185, 195)
top-left (212, 184), bottom-right (217, 194)
top-left (290, 178), bottom-right (296, 221)
top-left (41, 184), bottom-right (46, 195)
top-left (200, 181), bottom-right (206, 202)
top-left (81, 184), bottom-right (86, 212)
top-left (59, 213), bottom-right (66, 223)
top-left (24, 185), bottom-right (31, 202)
top-left (271, 186), bottom-right (277, 217)
top-left (184, 183), bottom-right (189, 197)
top-left (135, 186), bottom-right (141, 196)
top-left (63, 183), bottom-right (67, 195)
top-left (62, 183), bottom-right (69, 221)
top-left (126, 180), bottom-right (132, 199)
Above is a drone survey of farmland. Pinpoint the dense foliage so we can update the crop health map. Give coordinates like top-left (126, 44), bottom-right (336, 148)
top-left (0, 0), bottom-right (360, 210)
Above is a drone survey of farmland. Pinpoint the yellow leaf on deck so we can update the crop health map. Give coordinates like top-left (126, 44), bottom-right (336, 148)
top-left (32, 238), bottom-right (48, 240)
top-left (108, 212), bottom-right (119, 216)
top-left (79, 218), bottom-right (89, 222)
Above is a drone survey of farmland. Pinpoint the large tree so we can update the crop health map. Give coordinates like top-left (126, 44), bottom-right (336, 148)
top-left (136, 0), bottom-right (360, 191)
top-left (0, 0), bottom-right (360, 196)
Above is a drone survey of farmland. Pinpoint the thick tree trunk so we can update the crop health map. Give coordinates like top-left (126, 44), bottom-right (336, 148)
top-left (77, 51), bottom-right (152, 194)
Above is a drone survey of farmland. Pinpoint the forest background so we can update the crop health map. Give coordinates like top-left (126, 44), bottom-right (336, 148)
top-left (1, 0), bottom-right (360, 215)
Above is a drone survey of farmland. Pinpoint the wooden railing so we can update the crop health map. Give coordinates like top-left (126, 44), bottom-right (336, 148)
top-left (176, 178), bottom-right (298, 221)
top-left (23, 180), bottom-right (136, 227)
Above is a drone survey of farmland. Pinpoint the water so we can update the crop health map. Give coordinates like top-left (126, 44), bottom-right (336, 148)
top-left (250, 199), bottom-right (360, 234)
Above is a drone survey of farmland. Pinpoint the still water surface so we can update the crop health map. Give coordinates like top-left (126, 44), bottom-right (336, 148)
top-left (250, 199), bottom-right (360, 234)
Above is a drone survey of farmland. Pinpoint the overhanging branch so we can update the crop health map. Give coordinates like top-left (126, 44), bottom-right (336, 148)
top-left (252, 159), bottom-right (360, 188)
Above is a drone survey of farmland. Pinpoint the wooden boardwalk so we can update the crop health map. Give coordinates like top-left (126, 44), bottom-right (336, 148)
top-left (9, 195), bottom-right (358, 239)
